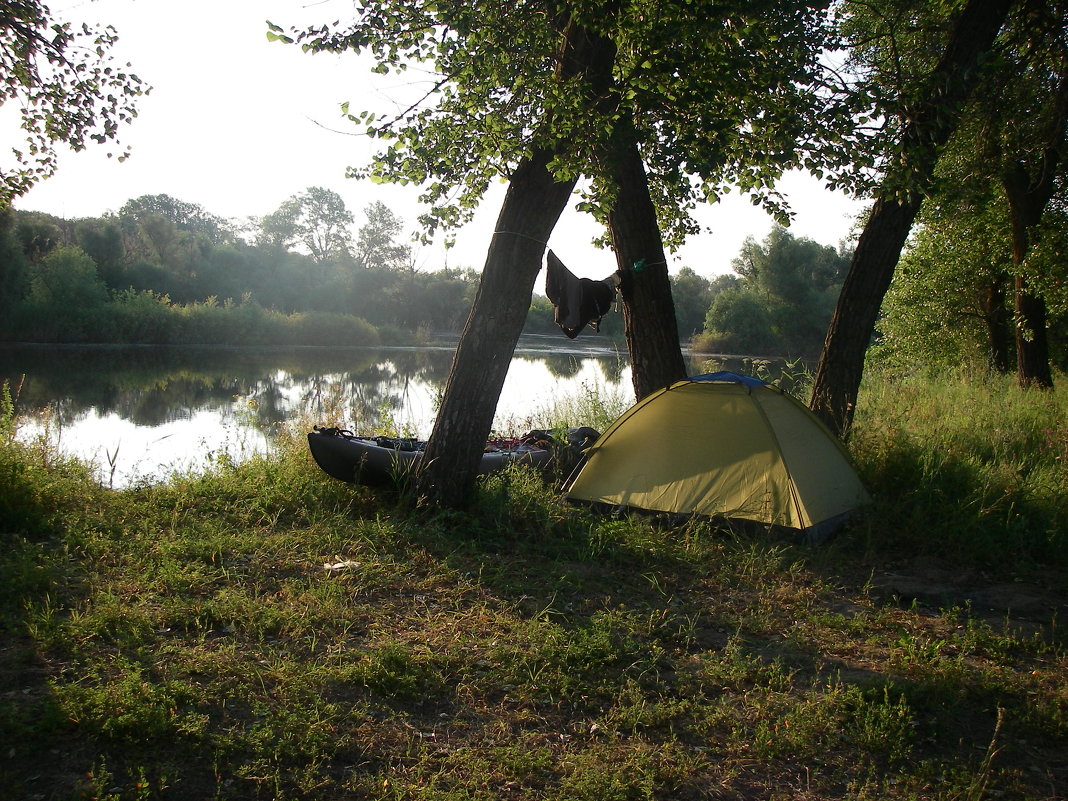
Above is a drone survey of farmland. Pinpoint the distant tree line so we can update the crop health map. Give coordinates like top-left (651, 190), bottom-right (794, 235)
top-left (694, 227), bottom-right (852, 358)
top-left (19, 182), bottom-right (1057, 367)
top-left (0, 191), bottom-right (484, 345)
top-left (1, 186), bottom-right (866, 356)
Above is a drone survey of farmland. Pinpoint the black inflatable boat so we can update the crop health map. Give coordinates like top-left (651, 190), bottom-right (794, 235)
top-left (307, 427), bottom-right (565, 486)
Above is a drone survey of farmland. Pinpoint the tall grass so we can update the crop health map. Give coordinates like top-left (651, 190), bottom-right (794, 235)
top-left (510, 378), bottom-right (631, 437)
top-left (848, 367), bottom-right (1068, 568)
top-left (0, 371), bottom-right (1065, 800)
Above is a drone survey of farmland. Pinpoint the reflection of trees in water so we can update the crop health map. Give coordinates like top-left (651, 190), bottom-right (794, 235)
top-left (3, 347), bottom-right (259, 421)
top-left (120, 376), bottom-right (247, 427)
top-left (0, 343), bottom-right (642, 435)
top-left (535, 353), bottom-right (583, 379)
top-left (516, 352), bottom-right (628, 384)
top-left (592, 354), bottom-right (627, 384)
top-left (0, 346), bottom-right (418, 426)
top-left (246, 375), bottom-right (289, 429)
top-left (302, 360), bottom-right (439, 434)
top-left (386, 348), bottom-right (455, 382)
top-left (301, 372), bottom-right (394, 428)
top-left (5, 361), bottom-right (253, 428)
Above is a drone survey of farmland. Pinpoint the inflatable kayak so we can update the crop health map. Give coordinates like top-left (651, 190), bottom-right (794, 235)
top-left (307, 426), bottom-right (571, 486)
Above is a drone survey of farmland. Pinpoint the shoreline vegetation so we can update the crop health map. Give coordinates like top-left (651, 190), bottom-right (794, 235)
top-left (0, 275), bottom-right (637, 350)
top-left (1, 369), bottom-right (1066, 800)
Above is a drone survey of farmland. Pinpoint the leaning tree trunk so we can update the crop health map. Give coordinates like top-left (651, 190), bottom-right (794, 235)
top-left (415, 151), bottom-right (578, 507)
top-left (415, 15), bottom-right (617, 508)
top-left (809, 0), bottom-right (1012, 437)
top-left (810, 197), bottom-right (923, 434)
top-left (607, 135), bottom-right (688, 400)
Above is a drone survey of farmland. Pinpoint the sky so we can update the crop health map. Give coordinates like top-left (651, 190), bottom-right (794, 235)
top-left (13, 0), bottom-right (865, 279)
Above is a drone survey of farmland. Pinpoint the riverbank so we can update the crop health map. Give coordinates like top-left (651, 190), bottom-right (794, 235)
top-left (1, 369), bottom-right (1065, 799)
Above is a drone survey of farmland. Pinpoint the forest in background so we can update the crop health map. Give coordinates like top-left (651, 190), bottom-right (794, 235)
top-left (0, 187), bottom-right (854, 357)
top-left (3, 185), bottom-right (1065, 367)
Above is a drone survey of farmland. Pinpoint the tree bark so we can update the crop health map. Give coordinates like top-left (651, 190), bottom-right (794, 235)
top-left (981, 274), bottom-right (1012, 374)
top-left (414, 14), bottom-right (617, 508)
top-left (1013, 277), bottom-right (1052, 386)
top-left (809, 0), bottom-right (1012, 437)
top-left (414, 152), bottom-right (578, 507)
top-left (810, 196), bottom-right (922, 433)
top-left (998, 56), bottom-right (1068, 389)
top-left (607, 135), bottom-right (688, 400)
top-left (1003, 162), bottom-right (1055, 388)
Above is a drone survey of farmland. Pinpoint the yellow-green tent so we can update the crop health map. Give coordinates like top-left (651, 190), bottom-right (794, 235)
top-left (563, 372), bottom-right (870, 539)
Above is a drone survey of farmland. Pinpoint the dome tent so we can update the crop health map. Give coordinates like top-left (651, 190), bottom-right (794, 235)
top-left (562, 372), bottom-right (870, 541)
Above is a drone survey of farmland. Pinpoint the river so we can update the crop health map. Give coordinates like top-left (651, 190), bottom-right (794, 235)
top-left (2, 337), bottom-right (743, 488)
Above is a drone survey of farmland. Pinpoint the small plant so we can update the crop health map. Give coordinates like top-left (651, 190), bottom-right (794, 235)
top-left (0, 376), bottom-right (27, 441)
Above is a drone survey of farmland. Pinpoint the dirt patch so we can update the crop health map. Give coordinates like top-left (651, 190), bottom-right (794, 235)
top-left (866, 556), bottom-right (1067, 641)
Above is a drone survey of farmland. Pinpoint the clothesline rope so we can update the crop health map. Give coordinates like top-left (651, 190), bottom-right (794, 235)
top-left (492, 229), bottom-right (550, 248)
top-left (493, 232), bottom-right (668, 273)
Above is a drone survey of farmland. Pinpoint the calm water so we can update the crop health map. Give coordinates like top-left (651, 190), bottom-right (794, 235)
top-left (2, 339), bottom-right (765, 488)
top-left (3, 337), bottom-right (684, 488)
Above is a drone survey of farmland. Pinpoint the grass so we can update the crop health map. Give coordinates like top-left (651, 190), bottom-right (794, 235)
top-left (848, 367), bottom-right (1068, 567)
top-left (0, 370), bottom-right (1066, 800)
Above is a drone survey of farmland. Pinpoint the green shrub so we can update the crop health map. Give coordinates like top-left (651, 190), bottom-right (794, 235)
top-left (15, 247), bottom-right (111, 341)
top-left (279, 311), bottom-right (380, 347)
top-left (109, 288), bottom-right (178, 343)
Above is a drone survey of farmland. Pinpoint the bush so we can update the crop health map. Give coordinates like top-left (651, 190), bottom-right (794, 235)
top-left (16, 247), bottom-right (111, 341)
top-left (279, 311), bottom-right (380, 347)
top-left (109, 289), bottom-right (178, 343)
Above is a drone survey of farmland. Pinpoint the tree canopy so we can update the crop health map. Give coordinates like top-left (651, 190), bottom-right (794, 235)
top-left (0, 0), bottom-right (148, 205)
top-left (354, 201), bottom-right (412, 271)
top-left (277, 1), bottom-right (851, 248)
top-left (257, 187), bottom-right (355, 264)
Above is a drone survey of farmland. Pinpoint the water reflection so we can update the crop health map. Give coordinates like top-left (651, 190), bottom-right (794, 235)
top-left (1, 345), bottom-right (453, 425)
top-left (1, 341), bottom-right (775, 488)
top-left (0, 342), bottom-right (631, 487)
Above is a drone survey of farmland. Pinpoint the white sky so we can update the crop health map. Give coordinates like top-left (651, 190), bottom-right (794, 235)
top-left (13, 0), bottom-right (865, 278)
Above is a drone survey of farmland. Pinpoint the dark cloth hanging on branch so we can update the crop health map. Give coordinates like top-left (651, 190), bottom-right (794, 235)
top-left (545, 250), bottom-right (620, 339)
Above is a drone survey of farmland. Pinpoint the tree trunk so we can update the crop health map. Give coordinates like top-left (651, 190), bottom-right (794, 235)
top-left (1004, 162), bottom-right (1055, 388)
top-left (997, 48), bottom-right (1068, 391)
top-left (981, 274), bottom-right (1012, 373)
top-left (809, 196), bottom-right (922, 433)
top-left (415, 14), bottom-right (617, 508)
top-left (1014, 278), bottom-right (1052, 386)
top-left (607, 136), bottom-right (688, 400)
top-left (415, 151), bottom-right (578, 506)
top-left (809, 0), bottom-right (1012, 437)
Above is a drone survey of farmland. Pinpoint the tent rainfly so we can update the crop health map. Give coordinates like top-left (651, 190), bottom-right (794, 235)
top-left (562, 372), bottom-right (870, 541)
